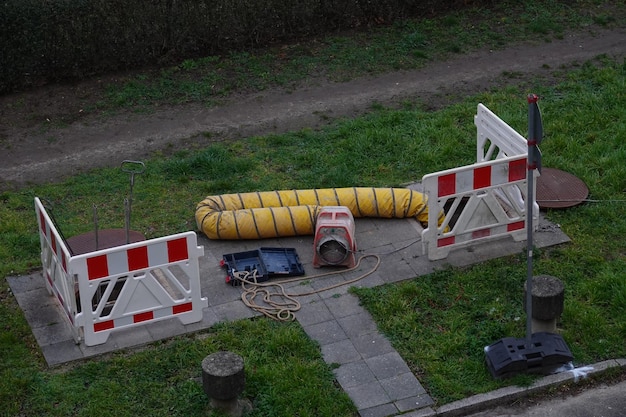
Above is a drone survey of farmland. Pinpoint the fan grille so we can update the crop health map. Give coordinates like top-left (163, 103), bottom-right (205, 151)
top-left (317, 238), bottom-right (349, 265)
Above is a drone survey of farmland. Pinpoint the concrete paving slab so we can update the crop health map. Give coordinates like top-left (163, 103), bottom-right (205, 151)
top-left (295, 298), bottom-right (334, 327)
top-left (350, 332), bottom-right (395, 359)
top-left (359, 403), bottom-right (400, 417)
top-left (323, 292), bottom-right (364, 319)
top-left (145, 316), bottom-right (188, 340)
top-left (366, 351), bottom-right (413, 380)
top-left (41, 339), bottom-right (83, 366)
top-left (32, 320), bottom-right (74, 345)
top-left (303, 319), bottom-right (348, 345)
top-left (338, 312), bottom-right (380, 338)
top-left (334, 360), bottom-right (378, 388)
top-left (395, 394), bottom-right (435, 413)
top-left (402, 407), bottom-right (437, 417)
top-left (184, 307), bottom-right (221, 332)
top-left (351, 269), bottom-right (389, 289)
top-left (212, 299), bottom-right (260, 322)
top-left (321, 339), bottom-right (360, 365)
top-left (106, 325), bottom-right (153, 349)
top-left (23, 302), bottom-right (64, 329)
top-left (310, 271), bottom-right (353, 292)
top-left (6, 273), bottom-right (44, 293)
top-left (344, 380), bottom-right (392, 410)
top-left (380, 372), bottom-right (427, 401)
top-left (375, 252), bottom-right (418, 284)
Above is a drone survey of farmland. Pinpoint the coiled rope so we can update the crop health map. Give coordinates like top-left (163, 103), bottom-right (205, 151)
top-left (234, 254), bottom-right (381, 321)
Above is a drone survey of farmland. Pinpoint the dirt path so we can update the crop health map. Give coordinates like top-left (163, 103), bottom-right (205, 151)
top-left (0, 28), bottom-right (624, 190)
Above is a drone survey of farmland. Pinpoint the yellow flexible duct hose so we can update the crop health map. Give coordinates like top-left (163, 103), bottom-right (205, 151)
top-left (195, 187), bottom-right (436, 240)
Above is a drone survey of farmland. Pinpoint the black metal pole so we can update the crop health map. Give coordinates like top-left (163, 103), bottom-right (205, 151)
top-left (526, 94), bottom-right (539, 344)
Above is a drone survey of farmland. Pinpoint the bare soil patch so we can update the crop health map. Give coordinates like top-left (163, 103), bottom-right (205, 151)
top-left (0, 28), bottom-right (624, 190)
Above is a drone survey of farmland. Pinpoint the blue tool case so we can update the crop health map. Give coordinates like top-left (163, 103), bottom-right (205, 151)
top-left (221, 247), bottom-right (304, 285)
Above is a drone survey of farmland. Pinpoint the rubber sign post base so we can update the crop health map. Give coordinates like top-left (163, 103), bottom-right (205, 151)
top-left (485, 332), bottom-right (573, 379)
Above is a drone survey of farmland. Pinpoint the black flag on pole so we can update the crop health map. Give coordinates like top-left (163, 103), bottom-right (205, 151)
top-left (527, 94), bottom-right (543, 173)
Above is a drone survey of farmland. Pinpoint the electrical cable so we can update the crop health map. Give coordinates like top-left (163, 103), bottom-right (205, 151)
top-left (537, 198), bottom-right (626, 203)
top-left (234, 254), bottom-right (381, 321)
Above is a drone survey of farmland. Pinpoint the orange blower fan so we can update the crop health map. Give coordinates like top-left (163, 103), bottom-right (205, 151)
top-left (312, 206), bottom-right (356, 268)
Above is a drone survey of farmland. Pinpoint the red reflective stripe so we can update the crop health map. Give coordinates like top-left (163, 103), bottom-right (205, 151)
top-left (167, 237), bottom-right (188, 262)
top-left (437, 236), bottom-right (455, 247)
top-left (473, 166), bottom-right (491, 189)
top-left (39, 211), bottom-right (46, 235)
top-left (173, 302), bottom-right (193, 314)
top-left (56, 291), bottom-right (65, 307)
top-left (507, 221), bottom-right (525, 231)
top-left (509, 158), bottom-right (526, 182)
top-left (87, 255), bottom-right (109, 279)
top-left (134, 311), bottom-right (154, 323)
top-left (51, 233), bottom-right (57, 255)
top-left (127, 246), bottom-right (149, 271)
top-left (94, 320), bottom-right (114, 332)
top-left (438, 173), bottom-right (456, 197)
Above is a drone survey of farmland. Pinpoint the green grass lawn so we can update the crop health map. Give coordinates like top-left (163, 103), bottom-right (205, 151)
top-left (1, 1), bottom-right (625, 415)
top-left (2, 56), bottom-right (624, 416)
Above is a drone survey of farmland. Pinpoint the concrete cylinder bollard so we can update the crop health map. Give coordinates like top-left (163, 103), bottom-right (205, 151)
top-left (202, 351), bottom-right (248, 417)
top-left (524, 275), bottom-right (565, 334)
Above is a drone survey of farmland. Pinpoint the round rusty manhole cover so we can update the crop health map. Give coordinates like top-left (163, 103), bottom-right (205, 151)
top-left (536, 168), bottom-right (589, 209)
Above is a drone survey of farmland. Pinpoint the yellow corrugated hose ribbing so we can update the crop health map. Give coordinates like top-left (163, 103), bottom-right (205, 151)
top-left (195, 187), bottom-right (438, 239)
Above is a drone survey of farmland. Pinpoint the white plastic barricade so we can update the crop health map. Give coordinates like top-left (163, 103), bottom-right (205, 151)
top-left (474, 103), bottom-right (538, 223)
top-left (34, 197), bottom-right (208, 346)
top-left (420, 103), bottom-right (540, 260)
top-left (421, 155), bottom-right (529, 260)
top-left (35, 197), bottom-right (82, 342)
top-left (475, 103), bottom-right (528, 162)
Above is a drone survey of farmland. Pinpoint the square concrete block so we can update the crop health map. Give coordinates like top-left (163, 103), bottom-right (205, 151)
top-left (350, 332), bottom-right (395, 359)
top-left (32, 320), bottom-right (74, 346)
top-left (295, 299), bottom-right (334, 327)
top-left (7, 273), bottom-right (45, 294)
top-left (323, 293), bottom-right (364, 319)
top-left (213, 299), bottom-right (259, 322)
top-left (338, 313), bottom-right (379, 338)
top-left (366, 351), bottom-right (412, 380)
top-left (357, 403), bottom-right (399, 417)
top-left (41, 339), bottom-right (83, 366)
top-left (379, 372), bottom-right (426, 401)
top-left (321, 339), bottom-right (360, 365)
top-left (394, 393), bottom-right (434, 413)
top-left (303, 320), bottom-right (348, 346)
top-left (344, 380), bottom-right (391, 411)
top-left (333, 360), bottom-right (377, 388)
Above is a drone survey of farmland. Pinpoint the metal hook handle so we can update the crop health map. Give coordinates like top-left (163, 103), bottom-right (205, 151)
top-left (121, 160), bottom-right (146, 174)
top-left (121, 160), bottom-right (145, 189)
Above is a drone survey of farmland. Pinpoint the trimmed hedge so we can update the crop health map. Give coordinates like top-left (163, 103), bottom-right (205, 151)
top-left (0, 0), bottom-right (488, 94)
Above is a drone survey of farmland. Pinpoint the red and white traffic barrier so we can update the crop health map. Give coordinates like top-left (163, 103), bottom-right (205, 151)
top-left (35, 198), bottom-right (81, 342)
top-left (475, 103), bottom-right (528, 162)
top-left (421, 104), bottom-right (539, 260)
top-left (35, 197), bottom-right (207, 346)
